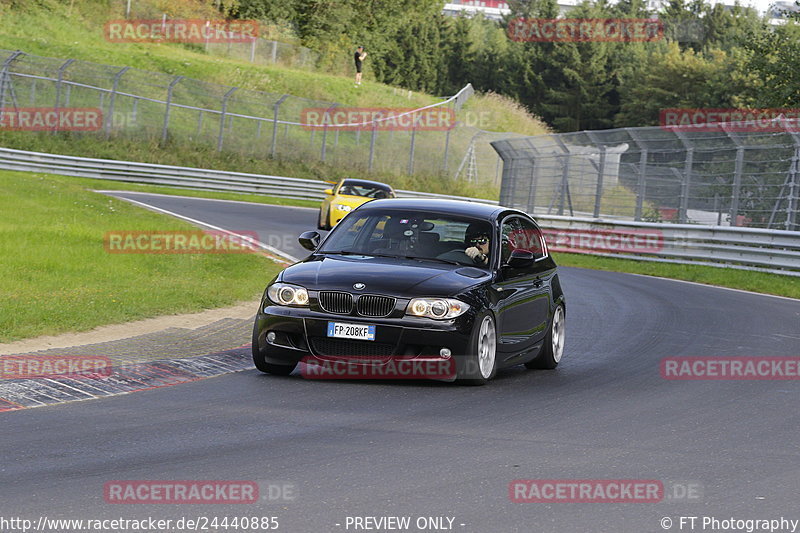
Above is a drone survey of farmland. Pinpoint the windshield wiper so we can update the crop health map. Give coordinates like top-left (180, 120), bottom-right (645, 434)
top-left (320, 250), bottom-right (362, 255)
top-left (321, 251), bottom-right (399, 259)
top-left (403, 255), bottom-right (464, 266)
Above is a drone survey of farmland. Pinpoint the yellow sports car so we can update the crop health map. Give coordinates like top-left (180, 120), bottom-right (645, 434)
top-left (318, 178), bottom-right (396, 230)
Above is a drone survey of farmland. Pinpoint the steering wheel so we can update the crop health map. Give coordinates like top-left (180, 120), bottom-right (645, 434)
top-left (436, 249), bottom-right (481, 265)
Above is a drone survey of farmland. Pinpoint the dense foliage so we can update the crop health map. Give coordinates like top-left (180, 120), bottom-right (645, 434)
top-left (229, 0), bottom-right (798, 132)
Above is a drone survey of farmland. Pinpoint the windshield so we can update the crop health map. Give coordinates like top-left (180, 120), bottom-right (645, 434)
top-left (337, 182), bottom-right (394, 199)
top-left (319, 209), bottom-right (493, 268)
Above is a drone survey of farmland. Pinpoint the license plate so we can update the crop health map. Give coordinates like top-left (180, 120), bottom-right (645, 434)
top-left (327, 322), bottom-right (375, 341)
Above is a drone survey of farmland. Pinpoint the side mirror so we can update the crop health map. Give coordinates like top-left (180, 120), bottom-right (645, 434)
top-left (323, 188), bottom-right (333, 196)
top-left (298, 230), bottom-right (321, 251)
top-left (505, 249), bottom-right (536, 269)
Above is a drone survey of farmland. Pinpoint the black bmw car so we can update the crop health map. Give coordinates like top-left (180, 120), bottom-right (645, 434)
top-left (252, 198), bottom-right (565, 384)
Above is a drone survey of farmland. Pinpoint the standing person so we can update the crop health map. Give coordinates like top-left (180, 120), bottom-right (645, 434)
top-left (354, 46), bottom-right (367, 87)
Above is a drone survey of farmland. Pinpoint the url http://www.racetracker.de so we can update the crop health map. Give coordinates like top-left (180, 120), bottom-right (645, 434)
top-left (0, 516), bottom-right (280, 532)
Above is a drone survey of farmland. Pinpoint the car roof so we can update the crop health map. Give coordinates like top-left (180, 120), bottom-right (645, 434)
top-left (354, 198), bottom-right (522, 220)
top-left (341, 178), bottom-right (394, 191)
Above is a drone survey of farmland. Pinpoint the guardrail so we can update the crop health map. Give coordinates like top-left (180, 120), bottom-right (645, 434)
top-left (534, 214), bottom-right (800, 277)
top-left (0, 146), bottom-right (498, 204)
top-left (1, 146), bottom-right (796, 276)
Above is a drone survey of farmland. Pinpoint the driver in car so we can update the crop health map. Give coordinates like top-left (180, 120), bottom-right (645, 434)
top-left (464, 226), bottom-right (490, 266)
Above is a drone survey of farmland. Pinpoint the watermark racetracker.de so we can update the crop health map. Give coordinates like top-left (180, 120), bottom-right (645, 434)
top-left (104, 19), bottom-right (259, 43)
top-left (0, 355), bottom-right (112, 379)
top-left (104, 480), bottom-right (258, 504)
top-left (0, 108), bottom-right (103, 132)
top-left (507, 18), bottom-right (663, 42)
top-left (103, 230), bottom-right (263, 254)
top-left (300, 107), bottom-right (456, 132)
top-left (541, 228), bottom-right (664, 254)
top-left (509, 479), bottom-right (703, 503)
top-left (300, 356), bottom-right (457, 380)
top-left (661, 357), bottom-right (800, 380)
top-left (660, 108), bottom-right (800, 132)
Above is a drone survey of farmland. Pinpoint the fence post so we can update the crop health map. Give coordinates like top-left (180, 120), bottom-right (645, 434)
top-left (670, 130), bottom-right (693, 223)
top-left (497, 153), bottom-right (514, 208)
top-left (197, 111), bottom-right (204, 135)
top-left (443, 122), bottom-right (454, 173)
top-left (526, 159), bottom-right (538, 212)
top-left (635, 149), bottom-right (648, 220)
top-left (0, 51), bottom-right (24, 112)
top-left (407, 111), bottom-right (418, 175)
top-left (729, 147), bottom-right (745, 226)
top-left (250, 37), bottom-right (257, 63)
top-left (558, 156), bottom-right (570, 216)
top-left (369, 111), bottom-right (382, 173)
top-left (105, 66), bottom-right (130, 139)
top-left (593, 146), bottom-right (606, 218)
top-left (625, 128), bottom-right (648, 221)
top-left (320, 103), bottom-right (337, 162)
top-left (680, 147), bottom-right (694, 223)
top-left (271, 41), bottom-right (278, 63)
top-left (161, 75), bottom-right (183, 143)
top-left (52, 58), bottom-right (75, 133)
top-left (270, 94), bottom-right (288, 158)
top-left (217, 86), bottom-right (238, 151)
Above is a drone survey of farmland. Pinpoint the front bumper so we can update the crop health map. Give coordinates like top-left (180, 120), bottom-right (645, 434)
top-left (254, 305), bottom-right (473, 369)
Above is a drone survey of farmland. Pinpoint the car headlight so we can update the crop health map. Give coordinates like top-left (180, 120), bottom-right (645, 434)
top-left (335, 204), bottom-right (352, 212)
top-left (266, 283), bottom-right (309, 308)
top-left (406, 298), bottom-right (469, 319)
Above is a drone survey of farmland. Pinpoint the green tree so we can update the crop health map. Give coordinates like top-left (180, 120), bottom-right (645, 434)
top-left (743, 23), bottom-right (800, 107)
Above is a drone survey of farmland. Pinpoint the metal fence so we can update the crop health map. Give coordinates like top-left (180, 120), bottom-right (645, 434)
top-left (0, 146), bottom-right (498, 205)
top-left (205, 35), bottom-right (318, 70)
top-left (0, 50), bottom-right (515, 184)
top-left (492, 124), bottom-right (800, 230)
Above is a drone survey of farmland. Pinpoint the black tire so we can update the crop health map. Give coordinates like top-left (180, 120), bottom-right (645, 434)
top-left (525, 303), bottom-right (565, 370)
top-left (458, 311), bottom-right (498, 385)
top-left (252, 321), bottom-right (297, 376)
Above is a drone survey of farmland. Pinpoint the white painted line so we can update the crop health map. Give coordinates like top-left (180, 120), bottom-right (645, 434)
top-left (94, 189), bottom-right (317, 210)
top-left (109, 195), bottom-right (301, 263)
top-left (625, 272), bottom-right (800, 303)
top-left (43, 378), bottom-right (99, 398)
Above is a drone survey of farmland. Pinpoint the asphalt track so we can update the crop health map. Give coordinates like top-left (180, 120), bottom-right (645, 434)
top-left (2, 191), bottom-right (800, 533)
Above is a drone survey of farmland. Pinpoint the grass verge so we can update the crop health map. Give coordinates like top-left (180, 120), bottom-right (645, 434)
top-left (553, 252), bottom-right (800, 300)
top-left (0, 169), bottom-right (282, 342)
top-left (65, 175), bottom-right (320, 209)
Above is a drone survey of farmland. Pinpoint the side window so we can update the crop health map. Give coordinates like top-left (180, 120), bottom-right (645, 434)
top-left (514, 217), bottom-right (545, 257)
top-left (500, 218), bottom-right (520, 264)
top-left (501, 216), bottom-right (546, 262)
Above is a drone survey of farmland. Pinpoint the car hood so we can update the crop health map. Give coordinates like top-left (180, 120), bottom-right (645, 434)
top-left (281, 255), bottom-right (490, 297)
